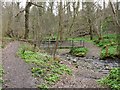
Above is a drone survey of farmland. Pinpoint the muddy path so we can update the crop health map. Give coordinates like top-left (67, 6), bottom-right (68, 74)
top-left (85, 42), bottom-right (101, 58)
top-left (2, 41), bottom-right (37, 88)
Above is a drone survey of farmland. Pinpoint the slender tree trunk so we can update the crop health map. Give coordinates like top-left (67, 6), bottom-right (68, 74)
top-left (68, 2), bottom-right (76, 37)
top-left (53, 31), bottom-right (59, 60)
top-left (67, 2), bottom-right (72, 18)
top-left (53, 1), bottom-right (63, 60)
top-left (88, 18), bottom-right (93, 40)
top-left (59, 2), bottom-right (63, 41)
top-left (24, 2), bottom-right (32, 39)
top-left (76, 1), bottom-right (80, 16)
top-left (98, 0), bottom-right (105, 40)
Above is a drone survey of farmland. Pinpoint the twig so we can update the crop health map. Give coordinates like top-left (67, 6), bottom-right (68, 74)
top-left (15, 9), bottom-right (25, 17)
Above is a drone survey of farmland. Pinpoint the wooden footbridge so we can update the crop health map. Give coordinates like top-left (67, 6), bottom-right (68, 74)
top-left (19, 39), bottom-right (85, 49)
top-left (39, 40), bottom-right (85, 49)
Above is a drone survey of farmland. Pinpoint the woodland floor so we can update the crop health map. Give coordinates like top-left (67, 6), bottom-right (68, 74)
top-left (2, 41), bottom-right (119, 88)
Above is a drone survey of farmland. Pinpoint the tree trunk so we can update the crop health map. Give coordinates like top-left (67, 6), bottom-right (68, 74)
top-left (59, 2), bottom-right (63, 41)
top-left (53, 1), bottom-right (63, 60)
top-left (68, 2), bottom-right (76, 33)
top-left (88, 18), bottom-right (93, 40)
top-left (24, 2), bottom-right (32, 39)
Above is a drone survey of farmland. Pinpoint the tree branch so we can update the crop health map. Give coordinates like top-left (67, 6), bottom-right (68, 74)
top-left (15, 9), bottom-right (25, 17)
top-left (15, 2), bottom-right (43, 17)
top-left (30, 2), bottom-right (43, 8)
top-left (109, 0), bottom-right (116, 14)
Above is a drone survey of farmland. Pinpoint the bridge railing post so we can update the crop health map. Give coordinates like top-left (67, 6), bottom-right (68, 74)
top-left (80, 40), bottom-right (84, 47)
top-left (71, 40), bottom-right (74, 48)
top-left (80, 40), bottom-right (81, 47)
top-left (83, 40), bottom-right (84, 47)
top-left (48, 39), bottom-right (50, 53)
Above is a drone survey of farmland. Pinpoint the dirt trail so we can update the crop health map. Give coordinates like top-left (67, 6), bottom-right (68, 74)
top-left (2, 41), bottom-right (37, 88)
top-left (85, 42), bottom-right (101, 58)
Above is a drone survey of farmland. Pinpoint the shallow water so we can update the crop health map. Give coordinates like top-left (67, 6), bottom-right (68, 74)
top-left (60, 53), bottom-right (120, 74)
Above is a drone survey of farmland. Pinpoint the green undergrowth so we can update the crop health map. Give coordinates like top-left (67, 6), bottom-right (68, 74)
top-left (93, 34), bottom-right (116, 48)
top-left (98, 68), bottom-right (120, 90)
top-left (70, 47), bottom-right (88, 57)
top-left (101, 46), bottom-right (117, 59)
top-left (18, 44), bottom-right (72, 89)
top-left (0, 65), bottom-right (3, 89)
top-left (93, 34), bottom-right (118, 59)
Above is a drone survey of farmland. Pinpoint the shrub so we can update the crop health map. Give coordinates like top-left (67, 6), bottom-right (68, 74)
top-left (98, 68), bottom-right (120, 90)
top-left (100, 46), bottom-right (117, 59)
top-left (70, 47), bottom-right (88, 57)
top-left (97, 39), bottom-right (111, 47)
top-left (93, 34), bottom-right (118, 59)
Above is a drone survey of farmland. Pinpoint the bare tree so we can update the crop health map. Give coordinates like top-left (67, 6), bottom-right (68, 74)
top-left (53, 1), bottom-right (63, 60)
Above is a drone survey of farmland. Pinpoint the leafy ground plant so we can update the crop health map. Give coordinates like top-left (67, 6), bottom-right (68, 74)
top-left (18, 44), bottom-right (72, 89)
top-left (93, 34), bottom-right (118, 59)
top-left (37, 84), bottom-right (48, 90)
top-left (0, 65), bottom-right (3, 84)
top-left (0, 65), bottom-right (3, 90)
top-left (100, 46), bottom-right (117, 59)
top-left (98, 68), bottom-right (120, 90)
top-left (70, 47), bottom-right (88, 57)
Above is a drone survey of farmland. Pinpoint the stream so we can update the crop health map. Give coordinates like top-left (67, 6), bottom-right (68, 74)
top-left (59, 53), bottom-right (120, 74)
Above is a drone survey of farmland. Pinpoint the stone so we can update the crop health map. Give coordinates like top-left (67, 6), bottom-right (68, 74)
top-left (102, 70), bottom-right (109, 74)
top-left (75, 57), bottom-right (79, 61)
top-left (73, 58), bottom-right (77, 63)
top-left (105, 65), bottom-right (111, 70)
top-left (66, 57), bottom-right (70, 60)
